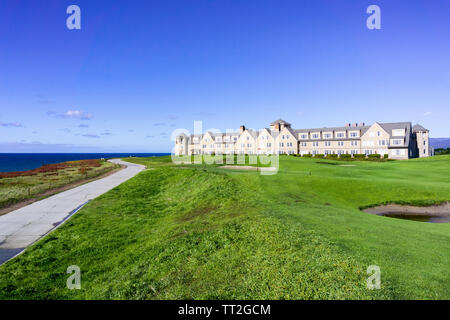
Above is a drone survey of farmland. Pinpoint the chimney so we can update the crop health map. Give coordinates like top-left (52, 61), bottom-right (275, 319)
top-left (359, 122), bottom-right (365, 127)
top-left (353, 123), bottom-right (358, 127)
top-left (345, 123), bottom-right (351, 127)
top-left (240, 125), bottom-right (246, 133)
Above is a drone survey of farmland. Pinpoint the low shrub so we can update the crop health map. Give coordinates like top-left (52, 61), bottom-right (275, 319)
top-left (368, 154), bottom-right (381, 160)
top-left (340, 154), bottom-right (352, 160)
top-left (354, 154), bottom-right (366, 160)
top-left (327, 154), bottom-right (338, 160)
top-left (314, 154), bottom-right (325, 159)
top-left (302, 154), bottom-right (312, 158)
top-left (0, 159), bottom-right (102, 179)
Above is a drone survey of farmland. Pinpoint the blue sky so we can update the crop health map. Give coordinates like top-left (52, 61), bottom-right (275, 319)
top-left (0, 0), bottom-right (449, 152)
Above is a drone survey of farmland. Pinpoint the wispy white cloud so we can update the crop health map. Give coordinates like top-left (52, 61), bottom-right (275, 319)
top-left (99, 129), bottom-right (112, 136)
top-left (0, 122), bottom-right (23, 127)
top-left (82, 134), bottom-right (100, 138)
top-left (423, 111), bottom-right (432, 116)
top-left (47, 110), bottom-right (93, 120)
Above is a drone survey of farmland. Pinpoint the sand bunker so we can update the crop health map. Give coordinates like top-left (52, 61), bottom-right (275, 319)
top-left (363, 202), bottom-right (450, 223)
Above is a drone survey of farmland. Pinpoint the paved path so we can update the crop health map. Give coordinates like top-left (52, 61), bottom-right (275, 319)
top-left (0, 159), bottom-right (145, 265)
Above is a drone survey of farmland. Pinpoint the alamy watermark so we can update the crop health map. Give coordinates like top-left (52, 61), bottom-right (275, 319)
top-left (366, 5), bottom-right (381, 30)
top-left (67, 265), bottom-right (81, 290)
top-left (64, 5), bottom-right (380, 31)
top-left (66, 5), bottom-right (81, 30)
top-left (367, 265), bottom-right (381, 289)
top-left (171, 121), bottom-right (279, 175)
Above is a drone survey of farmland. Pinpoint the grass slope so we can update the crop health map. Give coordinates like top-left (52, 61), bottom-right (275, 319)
top-left (0, 155), bottom-right (449, 299)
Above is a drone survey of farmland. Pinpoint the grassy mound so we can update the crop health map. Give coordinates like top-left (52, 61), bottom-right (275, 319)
top-left (1, 155), bottom-right (449, 299)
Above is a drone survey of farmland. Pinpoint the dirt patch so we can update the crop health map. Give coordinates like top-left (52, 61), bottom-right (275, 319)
top-left (315, 162), bottom-right (338, 165)
top-left (177, 205), bottom-right (219, 222)
top-left (363, 202), bottom-right (450, 223)
top-left (0, 164), bottom-right (125, 217)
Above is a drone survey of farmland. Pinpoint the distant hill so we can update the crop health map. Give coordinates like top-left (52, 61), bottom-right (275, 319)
top-left (430, 138), bottom-right (450, 149)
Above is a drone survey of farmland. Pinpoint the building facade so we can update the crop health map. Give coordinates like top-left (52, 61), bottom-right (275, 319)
top-left (174, 119), bottom-right (432, 160)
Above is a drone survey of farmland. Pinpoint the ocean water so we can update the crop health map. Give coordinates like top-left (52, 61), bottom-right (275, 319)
top-left (0, 153), bottom-right (170, 172)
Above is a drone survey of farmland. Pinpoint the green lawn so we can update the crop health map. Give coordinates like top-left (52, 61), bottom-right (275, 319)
top-left (0, 155), bottom-right (449, 299)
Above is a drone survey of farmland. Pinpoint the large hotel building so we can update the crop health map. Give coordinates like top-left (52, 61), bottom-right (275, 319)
top-left (174, 119), bottom-right (432, 160)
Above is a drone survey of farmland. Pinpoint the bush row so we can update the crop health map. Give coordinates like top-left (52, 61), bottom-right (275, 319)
top-left (293, 153), bottom-right (390, 161)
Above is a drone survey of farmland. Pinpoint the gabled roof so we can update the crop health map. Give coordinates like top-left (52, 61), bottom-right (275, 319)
top-left (413, 124), bottom-right (429, 132)
top-left (270, 118), bottom-right (291, 126)
top-left (179, 121), bottom-right (418, 146)
top-left (271, 130), bottom-right (280, 139)
top-left (280, 126), bottom-right (297, 138)
top-left (295, 124), bottom-right (371, 135)
top-left (203, 131), bottom-right (216, 141)
top-left (258, 128), bottom-right (277, 141)
top-left (258, 128), bottom-right (272, 136)
top-left (378, 122), bottom-right (412, 148)
top-left (378, 122), bottom-right (411, 134)
top-left (210, 132), bottom-right (224, 138)
top-left (246, 129), bottom-right (259, 139)
top-left (224, 132), bottom-right (240, 136)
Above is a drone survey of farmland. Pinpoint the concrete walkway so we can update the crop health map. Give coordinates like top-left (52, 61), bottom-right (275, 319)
top-left (0, 159), bottom-right (145, 265)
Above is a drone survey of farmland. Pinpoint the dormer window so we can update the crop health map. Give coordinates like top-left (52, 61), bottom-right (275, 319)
top-left (392, 129), bottom-right (405, 136)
